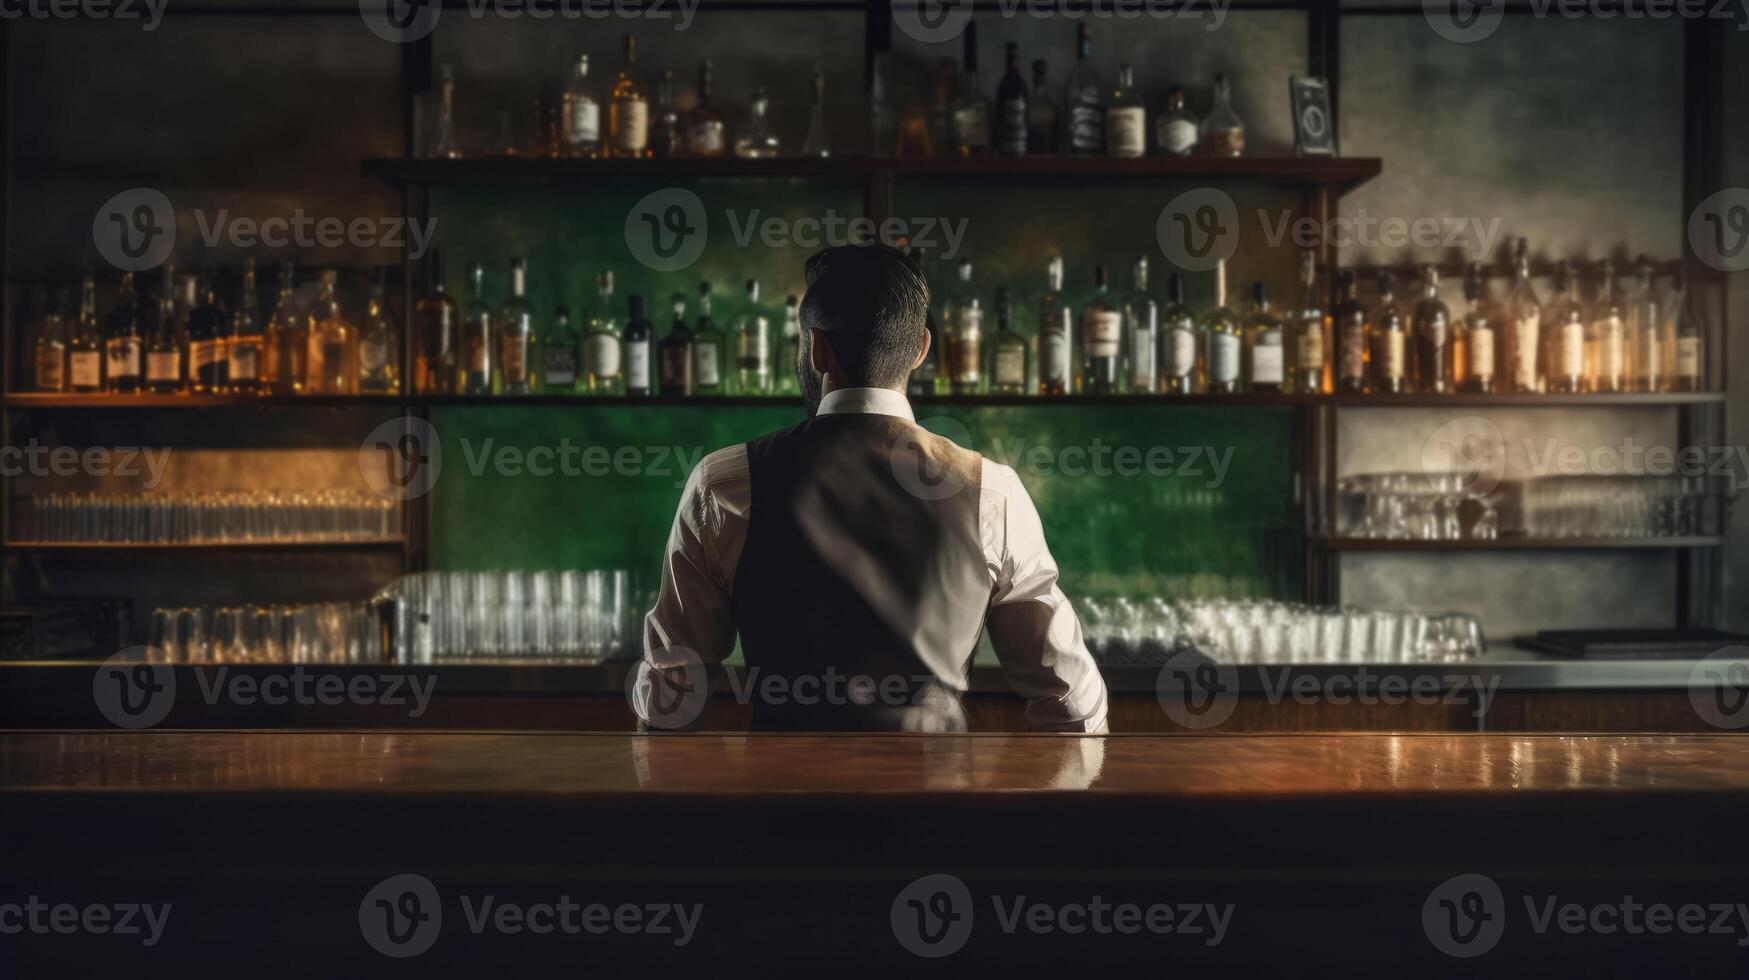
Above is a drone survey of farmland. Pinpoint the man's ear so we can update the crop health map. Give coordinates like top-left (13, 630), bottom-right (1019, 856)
top-left (808, 328), bottom-right (834, 375)
top-left (912, 327), bottom-right (931, 371)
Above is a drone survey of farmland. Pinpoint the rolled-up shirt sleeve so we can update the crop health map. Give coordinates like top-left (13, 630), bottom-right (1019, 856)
top-left (982, 460), bottom-right (1110, 733)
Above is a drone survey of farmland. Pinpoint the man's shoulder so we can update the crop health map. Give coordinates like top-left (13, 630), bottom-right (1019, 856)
top-left (694, 443), bottom-right (751, 491)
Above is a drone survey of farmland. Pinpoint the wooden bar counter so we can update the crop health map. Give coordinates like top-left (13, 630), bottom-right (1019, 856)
top-left (4, 731), bottom-right (1749, 973)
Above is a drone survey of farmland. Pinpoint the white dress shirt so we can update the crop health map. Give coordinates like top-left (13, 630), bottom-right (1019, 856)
top-left (642, 386), bottom-right (1110, 732)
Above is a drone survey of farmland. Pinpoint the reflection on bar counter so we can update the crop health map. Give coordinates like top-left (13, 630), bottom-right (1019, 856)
top-left (1079, 598), bottom-right (1484, 666)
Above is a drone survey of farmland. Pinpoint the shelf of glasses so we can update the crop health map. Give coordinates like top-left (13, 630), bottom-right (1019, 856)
top-left (1327, 392), bottom-right (1725, 408)
top-left (1319, 536), bottom-right (1725, 551)
top-left (5, 538), bottom-right (407, 554)
top-left (4, 393), bottom-right (407, 409)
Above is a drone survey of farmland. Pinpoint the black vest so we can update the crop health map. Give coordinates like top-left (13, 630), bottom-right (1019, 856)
top-left (731, 413), bottom-right (989, 731)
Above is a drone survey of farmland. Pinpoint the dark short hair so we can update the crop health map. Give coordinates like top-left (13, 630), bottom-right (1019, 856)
top-left (799, 243), bottom-right (930, 388)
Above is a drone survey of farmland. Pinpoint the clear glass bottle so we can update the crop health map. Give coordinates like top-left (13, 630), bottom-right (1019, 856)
top-left (1081, 265), bottom-right (1121, 394)
top-left (625, 294), bottom-right (654, 397)
top-left (1064, 23), bottom-right (1103, 155)
top-left (1126, 256), bottom-right (1158, 393)
top-left (1669, 267), bottom-right (1704, 392)
top-left (360, 282), bottom-right (399, 394)
top-left (1244, 281), bottom-right (1285, 394)
top-left (263, 263), bottom-right (306, 395)
top-left (1333, 270), bottom-right (1369, 394)
top-left (947, 259), bottom-right (984, 394)
top-left (1505, 238), bottom-right (1542, 393)
top-left (33, 286), bottom-right (66, 392)
top-left (1197, 73), bottom-right (1245, 157)
top-left (691, 281), bottom-right (726, 394)
top-left (68, 275), bottom-right (103, 394)
top-left (1104, 65), bottom-right (1146, 159)
top-left (1629, 258), bottom-right (1664, 393)
top-left (1411, 265), bottom-right (1451, 394)
top-left (1159, 272), bottom-right (1201, 395)
top-left (1587, 259), bottom-right (1626, 394)
top-left (658, 292), bottom-right (694, 396)
top-left (950, 22), bottom-right (989, 158)
top-left (1202, 259), bottom-right (1242, 394)
top-left (144, 268), bottom-right (187, 395)
top-left (608, 34), bottom-right (650, 159)
top-left (1036, 257), bottom-right (1074, 395)
top-left (734, 88), bottom-right (781, 159)
top-left (308, 270), bottom-right (359, 395)
top-left (683, 60), bottom-right (727, 158)
top-left (734, 279), bottom-right (772, 395)
top-left (994, 43), bottom-right (1028, 159)
top-left (1458, 262), bottom-right (1496, 394)
top-left (1154, 85), bottom-right (1199, 158)
top-left (1546, 261), bottom-right (1586, 395)
top-left (1293, 250), bottom-right (1327, 394)
top-left (415, 250), bottom-right (457, 395)
top-left (498, 257), bottom-right (533, 395)
top-left (542, 306), bottom-right (579, 394)
top-left (583, 271), bottom-right (622, 395)
top-left (1026, 60), bottom-right (1058, 155)
top-left (801, 71), bottom-right (830, 158)
top-left (461, 263), bottom-right (493, 396)
top-left (651, 68), bottom-right (683, 158)
top-left (991, 286), bottom-right (1029, 396)
top-left (562, 55), bottom-right (600, 159)
top-left (778, 295), bottom-right (801, 395)
top-left (1371, 273), bottom-right (1407, 394)
top-left (432, 64), bottom-right (461, 159)
top-left (229, 259), bottom-right (264, 394)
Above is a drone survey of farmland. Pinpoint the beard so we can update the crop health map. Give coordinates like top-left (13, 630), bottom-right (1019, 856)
top-left (797, 333), bottom-right (824, 416)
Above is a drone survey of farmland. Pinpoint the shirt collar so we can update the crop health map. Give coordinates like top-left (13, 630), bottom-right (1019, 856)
top-left (815, 387), bottom-right (916, 422)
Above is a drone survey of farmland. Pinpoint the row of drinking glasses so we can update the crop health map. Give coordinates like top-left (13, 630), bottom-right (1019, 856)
top-left (148, 603), bottom-right (381, 664)
top-left (1078, 597), bottom-right (1485, 664)
top-left (376, 570), bottom-right (639, 663)
top-left (27, 490), bottom-right (400, 544)
top-left (1338, 473), bottom-right (1500, 541)
top-left (1522, 475), bottom-right (1725, 539)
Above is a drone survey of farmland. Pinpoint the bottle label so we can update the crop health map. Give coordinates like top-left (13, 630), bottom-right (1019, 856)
top-left (1559, 322), bottom-right (1585, 377)
top-left (1676, 336), bottom-right (1701, 380)
top-left (1339, 324), bottom-right (1366, 381)
top-left (36, 349), bottom-right (64, 390)
top-left (952, 106), bottom-right (989, 150)
top-left (1470, 327), bottom-right (1495, 380)
top-left (465, 335), bottom-right (489, 373)
top-left (999, 98), bottom-right (1027, 154)
top-left (1129, 327), bottom-right (1156, 387)
top-left (1637, 329), bottom-right (1661, 380)
top-left (1069, 103), bottom-right (1105, 153)
top-left (1040, 331), bottom-right (1069, 386)
top-left (1160, 119), bottom-right (1197, 156)
top-left (105, 339), bottom-right (141, 379)
top-left (694, 344), bottom-right (720, 386)
top-left (1083, 309), bottom-right (1121, 358)
top-left (361, 340), bottom-right (389, 373)
top-left (1209, 333), bottom-right (1240, 384)
top-left (1167, 327), bottom-right (1197, 377)
top-left (70, 351), bottom-right (102, 388)
top-left (1297, 329), bottom-right (1324, 369)
top-left (1378, 332), bottom-right (1405, 380)
top-left (544, 344), bottom-right (578, 386)
top-left (659, 345), bottom-right (690, 387)
top-left (146, 350), bottom-right (181, 383)
top-left (229, 341), bottom-right (261, 382)
top-left (1418, 313), bottom-right (1448, 345)
top-left (948, 336), bottom-right (981, 383)
top-left (1513, 315), bottom-right (1540, 388)
top-left (627, 340), bottom-right (652, 389)
top-left (1105, 108), bottom-right (1146, 158)
top-left (685, 120), bottom-right (724, 154)
top-left (995, 348), bottom-right (1025, 386)
top-left (570, 102), bottom-right (600, 143)
top-left (1252, 340), bottom-right (1284, 384)
top-left (502, 338), bottom-right (529, 383)
top-left (1598, 318), bottom-right (1625, 379)
top-left (190, 339), bottom-right (224, 374)
top-left (735, 330), bottom-right (766, 365)
top-left (585, 334), bottom-right (621, 379)
top-left (614, 100), bottom-right (649, 152)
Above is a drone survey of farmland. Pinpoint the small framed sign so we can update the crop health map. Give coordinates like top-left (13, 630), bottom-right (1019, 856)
top-left (1290, 76), bottom-right (1337, 157)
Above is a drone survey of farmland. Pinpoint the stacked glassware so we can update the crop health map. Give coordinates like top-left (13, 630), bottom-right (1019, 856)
top-left (1077, 597), bottom-right (1485, 665)
top-left (376, 569), bottom-right (640, 664)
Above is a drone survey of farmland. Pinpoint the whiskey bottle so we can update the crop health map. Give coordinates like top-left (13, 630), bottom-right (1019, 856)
top-left (543, 307), bottom-right (579, 394)
top-left (1505, 239), bottom-right (1542, 393)
top-left (144, 269), bottom-right (187, 395)
top-left (692, 282), bottom-right (726, 395)
top-left (1198, 74), bottom-right (1245, 157)
top-left (414, 250), bottom-right (457, 395)
top-left (1038, 256), bottom-right (1073, 395)
top-left (1629, 258), bottom-right (1663, 393)
top-left (658, 292), bottom-right (695, 396)
top-left (497, 258), bottom-right (533, 395)
top-left (733, 88), bottom-right (781, 159)
top-left (308, 270), bottom-right (359, 395)
top-left (68, 275), bottom-right (103, 394)
top-left (1411, 265), bottom-right (1451, 394)
top-left (1064, 24), bottom-right (1103, 155)
top-left (562, 55), bottom-right (601, 159)
top-left (187, 274), bottom-right (230, 394)
top-left (947, 259), bottom-right (984, 394)
top-left (801, 71), bottom-right (830, 158)
top-left (1202, 258), bottom-right (1242, 394)
top-left (994, 43), bottom-right (1028, 158)
top-left (651, 69), bottom-right (683, 158)
top-left (583, 271), bottom-right (623, 395)
top-left (950, 22), bottom-right (990, 158)
top-left (1292, 249), bottom-right (1327, 394)
top-left (263, 263), bottom-right (307, 394)
top-left (1243, 281), bottom-right (1285, 394)
top-left (1458, 263), bottom-right (1496, 394)
top-left (1081, 265), bottom-right (1121, 394)
top-left (461, 263), bottom-right (493, 396)
top-left (991, 287), bottom-right (1028, 395)
top-left (778, 295), bottom-right (801, 395)
top-left (608, 35), bottom-right (650, 159)
top-left (1587, 259), bottom-right (1626, 394)
top-left (1126, 256), bottom-right (1158, 393)
top-left (228, 259), bottom-right (264, 394)
top-left (1333, 270), bottom-right (1369, 394)
top-left (1669, 268), bottom-right (1704, 392)
top-left (1153, 86), bottom-right (1198, 158)
top-left (734, 279), bottom-right (771, 395)
top-left (1546, 261), bottom-right (1586, 394)
top-left (1159, 272), bottom-right (1201, 395)
top-left (1026, 60), bottom-right (1058, 155)
top-left (683, 60), bottom-right (727, 158)
top-left (1104, 65), bottom-right (1146, 159)
top-left (33, 286), bottom-right (66, 392)
top-left (625, 294), bottom-right (654, 397)
top-left (1371, 273), bottom-right (1407, 394)
top-left (360, 282), bottom-right (399, 394)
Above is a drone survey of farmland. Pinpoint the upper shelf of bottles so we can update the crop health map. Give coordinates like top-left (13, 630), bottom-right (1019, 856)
top-left (359, 155), bottom-right (1385, 194)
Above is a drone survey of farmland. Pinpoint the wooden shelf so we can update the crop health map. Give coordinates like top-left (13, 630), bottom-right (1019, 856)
top-left (6, 539), bottom-right (406, 555)
top-left (1320, 536), bottom-right (1724, 552)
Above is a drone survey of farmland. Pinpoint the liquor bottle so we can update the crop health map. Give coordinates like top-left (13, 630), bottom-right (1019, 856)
top-left (1629, 258), bottom-right (1663, 393)
top-left (1333, 270), bottom-right (1369, 394)
top-left (734, 88), bottom-right (781, 159)
top-left (1371, 273), bottom-right (1407, 394)
top-left (801, 71), bottom-right (830, 158)
top-left (1546, 261), bottom-right (1586, 394)
top-left (1081, 265), bottom-right (1121, 394)
top-left (991, 286), bottom-right (1028, 395)
top-left (542, 307), bottom-right (579, 394)
top-left (583, 271), bottom-right (623, 395)
top-left (1153, 85), bottom-right (1198, 158)
top-left (1038, 256), bottom-right (1073, 395)
top-left (907, 249), bottom-right (942, 397)
top-left (1026, 60), bottom-right (1058, 155)
top-left (1458, 263), bottom-right (1496, 394)
top-left (1126, 256), bottom-right (1158, 393)
top-left (684, 60), bottom-right (727, 158)
top-left (608, 35), bottom-right (650, 159)
top-left (658, 292), bottom-right (694, 396)
top-left (490, 103), bottom-right (520, 159)
top-left (144, 269), bottom-right (187, 395)
top-left (778, 295), bottom-right (801, 395)
top-left (562, 55), bottom-right (601, 159)
top-left (1244, 281), bottom-right (1285, 394)
top-left (360, 282), bottom-right (399, 394)
top-left (229, 259), bottom-right (264, 394)
top-left (625, 294), bottom-right (654, 397)
top-left (33, 286), bottom-right (66, 392)
top-left (68, 275), bottom-right (103, 394)
top-left (1104, 65), bottom-right (1146, 159)
top-left (1410, 265), bottom-right (1451, 394)
top-left (1292, 250), bottom-right (1327, 394)
top-left (1505, 239), bottom-right (1542, 393)
top-left (1669, 267), bottom-right (1704, 392)
top-left (946, 259), bottom-right (984, 394)
top-left (651, 69), bottom-right (683, 158)
top-left (498, 258), bottom-right (534, 395)
top-left (734, 279), bottom-right (771, 395)
top-left (1064, 24), bottom-right (1103, 155)
top-left (461, 263), bottom-right (493, 396)
top-left (950, 22), bottom-right (989, 158)
top-left (1159, 272), bottom-right (1201, 395)
top-left (994, 43), bottom-right (1028, 158)
top-left (187, 275), bottom-right (231, 394)
top-left (308, 270), bottom-right (359, 395)
top-left (1198, 73), bottom-right (1246, 157)
top-left (263, 263), bottom-right (306, 394)
top-left (1587, 259), bottom-right (1626, 394)
top-left (432, 64), bottom-right (460, 159)
top-left (692, 282), bottom-right (725, 394)
top-left (1202, 259), bottom-right (1242, 394)
top-left (414, 250), bottom-right (457, 394)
